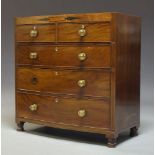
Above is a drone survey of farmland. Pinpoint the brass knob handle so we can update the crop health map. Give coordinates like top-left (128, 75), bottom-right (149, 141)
top-left (78, 52), bottom-right (86, 61)
top-left (77, 80), bottom-right (86, 88)
top-left (30, 26), bottom-right (38, 38)
top-left (78, 25), bottom-right (86, 37)
top-left (29, 52), bottom-right (37, 59)
top-left (29, 104), bottom-right (38, 111)
top-left (78, 109), bottom-right (86, 118)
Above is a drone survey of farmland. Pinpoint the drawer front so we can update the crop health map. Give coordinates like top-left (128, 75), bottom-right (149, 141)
top-left (16, 45), bottom-right (111, 68)
top-left (16, 25), bottom-right (56, 42)
top-left (58, 23), bottom-right (111, 42)
top-left (17, 92), bottom-right (110, 128)
top-left (17, 68), bottom-right (110, 97)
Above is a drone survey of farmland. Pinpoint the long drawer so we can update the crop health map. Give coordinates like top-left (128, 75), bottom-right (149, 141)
top-left (16, 45), bottom-right (111, 68)
top-left (16, 68), bottom-right (111, 97)
top-left (17, 92), bottom-right (110, 129)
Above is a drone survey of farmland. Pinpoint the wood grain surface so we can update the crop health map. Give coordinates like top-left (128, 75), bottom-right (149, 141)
top-left (17, 92), bottom-right (110, 129)
top-left (58, 22), bottom-right (112, 42)
top-left (16, 44), bottom-right (111, 68)
top-left (17, 68), bottom-right (111, 97)
top-left (113, 14), bottom-right (141, 132)
top-left (16, 24), bottom-right (56, 42)
top-left (16, 12), bottom-right (112, 25)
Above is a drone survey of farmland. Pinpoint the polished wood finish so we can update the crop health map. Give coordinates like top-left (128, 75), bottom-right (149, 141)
top-left (113, 14), bottom-right (141, 132)
top-left (16, 12), bottom-right (112, 25)
top-left (58, 23), bottom-right (111, 42)
top-left (16, 45), bottom-right (111, 68)
top-left (15, 12), bottom-right (141, 147)
top-left (17, 92), bottom-right (110, 129)
top-left (16, 24), bottom-right (56, 42)
top-left (17, 68), bottom-right (111, 97)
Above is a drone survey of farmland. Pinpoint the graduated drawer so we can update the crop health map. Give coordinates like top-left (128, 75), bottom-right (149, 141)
top-left (16, 45), bottom-right (111, 68)
top-left (17, 92), bottom-right (110, 129)
top-left (17, 68), bottom-right (110, 97)
top-left (58, 22), bottom-right (112, 42)
top-left (16, 24), bottom-right (56, 42)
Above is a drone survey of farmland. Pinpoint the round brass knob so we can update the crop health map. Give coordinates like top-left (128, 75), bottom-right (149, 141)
top-left (29, 52), bottom-right (37, 59)
top-left (78, 25), bottom-right (86, 37)
top-left (29, 104), bottom-right (38, 111)
top-left (78, 109), bottom-right (86, 118)
top-left (77, 80), bottom-right (86, 88)
top-left (78, 52), bottom-right (86, 61)
top-left (30, 26), bottom-right (38, 38)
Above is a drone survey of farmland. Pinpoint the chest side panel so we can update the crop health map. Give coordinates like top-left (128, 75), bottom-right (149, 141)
top-left (114, 14), bottom-right (141, 132)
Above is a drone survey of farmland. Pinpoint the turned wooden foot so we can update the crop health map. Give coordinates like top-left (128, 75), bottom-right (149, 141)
top-left (17, 122), bottom-right (25, 131)
top-left (106, 134), bottom-right (118, 148)
top-left (107, 138), bottom-right (117, 147)
top-left (130, 126), bottom-right (138, 137)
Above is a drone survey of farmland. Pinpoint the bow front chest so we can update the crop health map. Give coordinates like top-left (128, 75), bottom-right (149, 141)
top-left (15, 12), bottom-right (141, 147)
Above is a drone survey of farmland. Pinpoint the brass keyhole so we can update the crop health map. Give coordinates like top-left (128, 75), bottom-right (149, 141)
top-left (30, 26), bottom-right (38, 38)
top-left (31, 77), bottom-right (38, 84)
top-left (55, 71), bottom-right (59, 76)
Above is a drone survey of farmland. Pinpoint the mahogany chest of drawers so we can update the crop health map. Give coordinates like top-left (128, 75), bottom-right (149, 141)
top-left (15, 12), bottom-right (141, 147)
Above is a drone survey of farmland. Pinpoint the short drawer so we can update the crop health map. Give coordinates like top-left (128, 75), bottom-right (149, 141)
top-left (58, 22), bottom-right (112, 42)
top-left (17, 68), bottom-right (111, 97)
top-left (16, 45), bottom-right (111, 68)
top-left (16, 24), bottom-right (56, 42)
top-left (17, 92), bottom-right (110, 129)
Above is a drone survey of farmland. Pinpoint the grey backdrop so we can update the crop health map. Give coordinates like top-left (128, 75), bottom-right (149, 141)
top-left (2, 0), bottom-right (154, 155)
